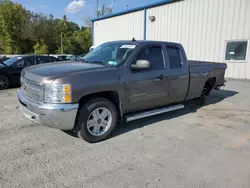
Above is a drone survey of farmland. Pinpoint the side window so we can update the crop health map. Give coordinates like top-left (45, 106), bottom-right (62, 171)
top-left (225, 40), bottom-right (248, 61)
top-left (49, 57), bottom-right (57, 62)
top-left (166, 47), bottom-right (182, 69)
top-left (137, 46), bottom-right (164, 70)
top-left (36, 56), bottom-right (53, 64)
top-left (13, 57), bottom-right (34, 68)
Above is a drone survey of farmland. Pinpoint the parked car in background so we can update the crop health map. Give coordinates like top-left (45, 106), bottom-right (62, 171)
top-left (89, 46), bottom-right (96, 51)
top-left (18, 40), bottom-right (227, 143)
top-left (0, 55), bottom-right (60, 89)
top-left (68, 54), bottom-right (86, 60)
top-left (50, 54), bottom-right (73, 61)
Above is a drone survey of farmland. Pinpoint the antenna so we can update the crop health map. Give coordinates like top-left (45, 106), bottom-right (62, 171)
top-left (132, 37), bottom-right (136, 42)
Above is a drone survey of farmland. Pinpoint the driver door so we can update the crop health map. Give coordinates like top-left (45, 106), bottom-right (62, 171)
top-left (124, 45), bottom-right (169, 113)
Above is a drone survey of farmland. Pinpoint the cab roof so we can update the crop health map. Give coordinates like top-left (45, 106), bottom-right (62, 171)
top-left (106, 40), bottom-right (182, 46)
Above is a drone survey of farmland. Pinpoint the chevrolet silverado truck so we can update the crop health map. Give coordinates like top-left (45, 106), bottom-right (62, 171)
top-left (17, 40), bottom-right (227, 143)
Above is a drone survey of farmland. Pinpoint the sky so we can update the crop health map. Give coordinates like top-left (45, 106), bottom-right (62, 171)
top-left (13, 0), bottom-right (164, 26)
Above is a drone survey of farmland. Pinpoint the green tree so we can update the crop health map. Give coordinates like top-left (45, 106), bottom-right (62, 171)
top-left (0, 1), bottom-right (90, 55)
top-left (29, 14), bottom-right (60, 54)
top-left (34, 40), bottom-right (48, 54)
top-left (0, 1), bottom-right (32, 54)
top-left (75, 28), bottom-right (92, 53)
top-left (56, 18), bottom-right (82, 54)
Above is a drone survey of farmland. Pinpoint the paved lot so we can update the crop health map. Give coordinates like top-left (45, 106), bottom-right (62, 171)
top-left (0, 79), bottom-right (250, 188)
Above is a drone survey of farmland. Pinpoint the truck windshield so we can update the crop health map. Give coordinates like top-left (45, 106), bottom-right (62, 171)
top-left (82, 43), bottom-right (137, 66)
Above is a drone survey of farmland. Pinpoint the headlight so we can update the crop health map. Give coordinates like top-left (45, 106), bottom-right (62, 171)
top-left (44, 84), bottom-right (72, 103)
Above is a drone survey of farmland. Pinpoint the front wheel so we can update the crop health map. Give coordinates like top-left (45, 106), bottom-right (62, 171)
top-left (76, 97), bottom-right (118, 143)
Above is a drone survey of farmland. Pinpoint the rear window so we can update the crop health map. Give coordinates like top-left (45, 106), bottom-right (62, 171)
top-left (166, 47), bottom-right (182, 68)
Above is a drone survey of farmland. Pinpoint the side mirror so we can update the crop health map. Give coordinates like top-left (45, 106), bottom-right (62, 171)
top-left (131, 60), bottom-right (151, 70)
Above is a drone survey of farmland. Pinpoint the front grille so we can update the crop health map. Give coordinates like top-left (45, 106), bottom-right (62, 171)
top-left (21, 77), bottom-right (44, 103)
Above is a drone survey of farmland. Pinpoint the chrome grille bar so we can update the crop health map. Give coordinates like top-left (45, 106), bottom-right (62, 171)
top-left (21, 77), bottom-right (44, 103)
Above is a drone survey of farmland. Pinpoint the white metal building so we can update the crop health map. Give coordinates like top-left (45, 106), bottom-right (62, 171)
top-left (91, 0), bottom-right (250, 79)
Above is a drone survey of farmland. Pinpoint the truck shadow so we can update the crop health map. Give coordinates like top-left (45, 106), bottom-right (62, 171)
top-left (110, 89), bottom-right (238, 139)
top-left (62, 89), bottom-right (238, 141)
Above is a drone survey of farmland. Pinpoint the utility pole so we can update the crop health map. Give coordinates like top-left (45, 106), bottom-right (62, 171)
top-left (61, 15), bottom-right (67, 54)
top-left (97, 0), bottom-right (99, 17)
top-left (61, 32), bottom-right (63, 54)
top-left (101, 4), bottom-right (105, 16)
top-left (112, 0), bottom-right (116, 10)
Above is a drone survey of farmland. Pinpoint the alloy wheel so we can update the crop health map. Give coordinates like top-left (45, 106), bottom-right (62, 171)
top-left (87, 107), bottom-right (112, 136)
top-left (0, 76), bottom-right (9, 90)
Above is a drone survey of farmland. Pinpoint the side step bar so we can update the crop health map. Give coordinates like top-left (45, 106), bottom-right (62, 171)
top-left (125, 104), bottom-right (185, 122)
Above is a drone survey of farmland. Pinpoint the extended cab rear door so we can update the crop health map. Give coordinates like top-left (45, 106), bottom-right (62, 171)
top-left (163, 44), bottom-right (189, 103)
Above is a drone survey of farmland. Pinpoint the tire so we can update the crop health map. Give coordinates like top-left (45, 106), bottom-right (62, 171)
top-left (75, 97), bottom-right (118, 143)
top-left (0, 75), bottom-right (10, 90)
top-left (199, 96), bottom-right (206, 105)
top-left (199, 78), bottom-right (215, 106)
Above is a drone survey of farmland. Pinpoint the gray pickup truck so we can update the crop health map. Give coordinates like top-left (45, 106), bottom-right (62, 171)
top-left (17, 40), bottom-right (227, 143)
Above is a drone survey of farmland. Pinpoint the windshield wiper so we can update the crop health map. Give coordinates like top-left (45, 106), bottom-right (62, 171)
top-left (82, 59), bottom-right (107, 66)
top-left (90, 61), bottom-right (107, 66)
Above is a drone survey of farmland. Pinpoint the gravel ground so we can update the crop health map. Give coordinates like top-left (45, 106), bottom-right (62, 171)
top-left (0, 79), bottom-right (250, 188)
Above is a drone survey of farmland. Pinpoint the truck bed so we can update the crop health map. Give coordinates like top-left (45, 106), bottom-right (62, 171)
top-left (188, 60), bottom-right (226, 68)
top-left (186, 60), bottom-right (227, 100)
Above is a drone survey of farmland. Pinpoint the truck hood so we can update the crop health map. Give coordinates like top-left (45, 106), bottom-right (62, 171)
top-left (22, 61), bottom-right (106, 83)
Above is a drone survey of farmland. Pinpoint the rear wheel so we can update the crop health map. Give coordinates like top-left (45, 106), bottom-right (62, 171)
top-left (76, 97), bottom-right (118, 143)
top-left (200, 78), bottom-right (216, 105)
top-left (0, 75), bottom-right (10, 90)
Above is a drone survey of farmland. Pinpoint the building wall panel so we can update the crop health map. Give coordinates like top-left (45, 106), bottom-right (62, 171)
top-left (93, 10), bottom-right (144, 46)
top-left (245, 0), bottom-right (250, 79)
top-left (146, 0), bottom-right (250, 79)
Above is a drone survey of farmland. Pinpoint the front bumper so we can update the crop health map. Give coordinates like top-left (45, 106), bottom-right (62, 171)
top-left (17, 89), bottom-right (79, 130)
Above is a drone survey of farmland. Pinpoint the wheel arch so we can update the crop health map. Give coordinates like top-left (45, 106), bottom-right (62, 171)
top-left (73, 90), bottom-right (123, 132)
top-left (202, 77), bottom-right (216, 96)
top-left (0, 73), bottom-right (11, 83)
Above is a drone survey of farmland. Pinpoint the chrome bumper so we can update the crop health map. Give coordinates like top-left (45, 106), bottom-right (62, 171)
top-left (17, 89), bottom-right (79, 130)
